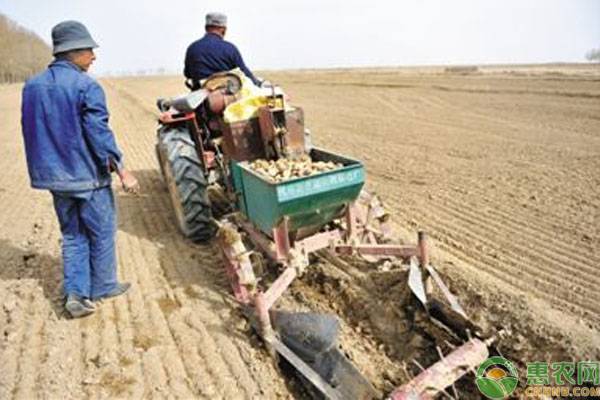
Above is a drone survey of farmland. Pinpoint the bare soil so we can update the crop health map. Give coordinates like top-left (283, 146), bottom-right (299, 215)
top-left (1, 64), bottom-right (599, 399)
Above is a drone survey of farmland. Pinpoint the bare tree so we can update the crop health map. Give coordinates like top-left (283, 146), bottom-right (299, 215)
top-left (0, 14), bottom-right (51, 83)
top-left (585, 47), bottom-right (600, 62)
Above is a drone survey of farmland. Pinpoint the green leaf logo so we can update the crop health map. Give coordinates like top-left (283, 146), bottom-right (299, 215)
top-left (476, 356), bottom-right (519, 399)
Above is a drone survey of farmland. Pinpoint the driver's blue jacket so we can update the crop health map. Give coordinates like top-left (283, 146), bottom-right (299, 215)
top-left (184, 32), bottom-right (260, 86)
top-left (21, 60), bottom-right (123, 191)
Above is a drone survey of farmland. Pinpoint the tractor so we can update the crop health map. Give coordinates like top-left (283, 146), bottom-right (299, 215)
top-left (155, 70), bottom-right (499, 399)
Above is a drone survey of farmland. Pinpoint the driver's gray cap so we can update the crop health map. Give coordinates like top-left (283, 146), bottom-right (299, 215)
top-left (51, 20), bottom-right (99, 55)
top-left (206, 12), bottom-right (227, 27)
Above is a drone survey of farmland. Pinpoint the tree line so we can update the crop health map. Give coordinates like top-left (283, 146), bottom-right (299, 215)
top-left (0, 13), bottom-right (51, 84)
top-left (586, 47), bottom-right (600, 62)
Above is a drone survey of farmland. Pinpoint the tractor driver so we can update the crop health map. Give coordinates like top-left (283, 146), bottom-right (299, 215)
top-left (184, 12), bottom-right (261, 89)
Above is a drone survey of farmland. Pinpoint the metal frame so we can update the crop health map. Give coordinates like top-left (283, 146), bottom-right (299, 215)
top-left (246, 212), bottom-right (426, 343)
top-left (157, 86), bottom-right (491, 400)
top-left (216, 195), bottom-right (492, 400)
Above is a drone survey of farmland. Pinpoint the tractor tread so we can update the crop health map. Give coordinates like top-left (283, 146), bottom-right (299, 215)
top-left (156, 126), bottom-right (215, 242)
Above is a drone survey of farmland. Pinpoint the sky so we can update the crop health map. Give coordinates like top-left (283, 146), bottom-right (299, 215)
top-left (1, 0), bottom-right (599, 76)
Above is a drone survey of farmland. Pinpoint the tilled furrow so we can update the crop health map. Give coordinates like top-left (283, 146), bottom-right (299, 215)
top-left (413, 214), bottom-right (599, 317)
top-left (0, 282), bottom-right (36, 399)
top-left (11, 289), bottom-right (46, 400)
top-left (424, 192), bottom-right (600, 286)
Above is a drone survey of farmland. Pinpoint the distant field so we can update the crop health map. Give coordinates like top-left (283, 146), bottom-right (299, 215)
top-left (1, 64), bottom-right (599, 398)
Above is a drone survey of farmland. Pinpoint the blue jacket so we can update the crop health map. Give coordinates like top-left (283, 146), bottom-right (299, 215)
top-left (184, 33), bottom-right (259, 85)
top-left (21, 60), bottom-right (123, 191)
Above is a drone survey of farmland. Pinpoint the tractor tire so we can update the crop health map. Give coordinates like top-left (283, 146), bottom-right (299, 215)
top-left (156, 126), bottom-right (216, 242)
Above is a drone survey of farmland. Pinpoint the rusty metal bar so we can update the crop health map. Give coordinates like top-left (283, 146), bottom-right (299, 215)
top-left (273, 217), bottom-right (291, 261)
top-left (255, 292), bottom-right (271, 333)
top-left (389, 338), bottom-right (489, 400)
top-left (254, 291), bottom-right (275, 357)
top-left (335, 244), bottom-right (418, 258)
top-left (263, 267), bottom-right (297, 310)
top-left (345, 202), bottom-right (358, 242)
top-left (220, 247), bottom-right (251, 304)
top-left (417, 231), bottom-right (429, 267)
top-left (296, 229), bottom-right (342, 255)
top-left (238, 219), bottom-right (280, 261)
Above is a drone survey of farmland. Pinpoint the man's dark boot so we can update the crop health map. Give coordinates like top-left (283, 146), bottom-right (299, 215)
top-left (65, 293), bottom-right (95, 318)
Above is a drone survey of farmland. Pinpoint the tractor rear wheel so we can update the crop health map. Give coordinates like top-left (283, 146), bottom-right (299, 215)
top-left (156, 126), bottom-right (215, 242)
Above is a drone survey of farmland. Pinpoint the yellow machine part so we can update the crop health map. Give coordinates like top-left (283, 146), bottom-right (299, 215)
top-left (222, 69), bottom-right (291, 123)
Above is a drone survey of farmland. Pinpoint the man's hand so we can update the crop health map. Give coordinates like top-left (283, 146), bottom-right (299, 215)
top-left (118, 169), bottom-right (140, 194)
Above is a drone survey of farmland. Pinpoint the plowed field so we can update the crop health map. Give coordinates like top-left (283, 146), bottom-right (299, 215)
top-left (1, 65), bottom-right (599, 399)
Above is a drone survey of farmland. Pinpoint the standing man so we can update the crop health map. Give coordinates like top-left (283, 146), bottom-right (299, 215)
top-left (184, 12), bottom-right (261, 89)
top-left (21, 21), bottom-right (139, 318)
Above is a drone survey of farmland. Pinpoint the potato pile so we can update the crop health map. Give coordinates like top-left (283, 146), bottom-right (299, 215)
top-left (248, 155), bottom-right (343, 182)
